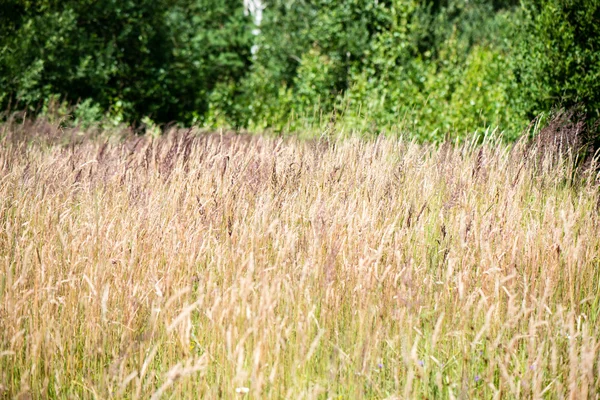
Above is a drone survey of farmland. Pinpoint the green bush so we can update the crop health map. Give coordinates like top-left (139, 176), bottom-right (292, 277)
top-left (1, 0), bottom-right (599, 140)
top-left (515, 0), bottom-right (600, 120)
top-left (234, 0), bottom-right (530, 140)
top-left (0, 0), bottom-right (253, 125)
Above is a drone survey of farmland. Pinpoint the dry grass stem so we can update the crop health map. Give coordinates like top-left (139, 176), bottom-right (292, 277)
top-left (0, 122), bottom-right (599, 398)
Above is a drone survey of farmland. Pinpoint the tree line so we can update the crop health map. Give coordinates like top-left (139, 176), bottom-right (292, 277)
top-left (1, 0), bottom-right (599, 140)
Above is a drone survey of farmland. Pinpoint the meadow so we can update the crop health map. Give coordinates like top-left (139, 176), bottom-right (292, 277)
top-left (1, 119), bottom-right (599, 399)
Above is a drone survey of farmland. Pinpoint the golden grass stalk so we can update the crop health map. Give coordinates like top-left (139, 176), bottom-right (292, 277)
top-left (0, 123), bottom-right (599, 398)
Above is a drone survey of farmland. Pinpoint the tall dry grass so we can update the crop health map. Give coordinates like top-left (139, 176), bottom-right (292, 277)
top-left (1, 120), bottom-right (599, 399)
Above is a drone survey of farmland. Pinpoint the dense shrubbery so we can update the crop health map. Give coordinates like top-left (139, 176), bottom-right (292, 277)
top-left (1, 0), bottom-right (599, 140)
top-left (0, 0), bottom-right (253, 125)
top-left (515, 0), bottom-right (600, 119)
top-left (240, 0), bottom-right (527, 139)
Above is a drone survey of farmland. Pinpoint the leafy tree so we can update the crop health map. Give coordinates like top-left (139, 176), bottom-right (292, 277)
top-left (240, 0), bottom-right (526, 138)
top-left (515, 0), bottom-right (600, 121)
top-left (2, 0), bottom-right (599, 141)
top-left (0, 0), bottom-right (253, 124)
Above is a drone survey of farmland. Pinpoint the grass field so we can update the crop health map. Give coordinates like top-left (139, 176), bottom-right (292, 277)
top-left (1, 120), bottom-right (600, 399)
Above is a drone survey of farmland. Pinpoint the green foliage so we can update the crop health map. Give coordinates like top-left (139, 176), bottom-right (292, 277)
top-left (0, 0), bottom-right (253, 124)
top-left (1, 0), bottom-right (599, 140)
top-left (515, 0), bottom-right (600, 119)
top-left (237, 0), bottom-right (527, 139)
top-left (73, 99), bottom-right (105, 129)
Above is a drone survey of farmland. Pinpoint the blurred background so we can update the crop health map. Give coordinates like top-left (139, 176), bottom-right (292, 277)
top-left (1, 0), bottom-right (598, 140)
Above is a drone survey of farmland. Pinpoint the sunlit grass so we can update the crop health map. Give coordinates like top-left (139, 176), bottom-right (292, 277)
top-left (1, 120), bottom-right (599, 398)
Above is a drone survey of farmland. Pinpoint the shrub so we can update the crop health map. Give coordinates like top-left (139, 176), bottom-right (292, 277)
top-left (0, 0), bottom-right (253, 125)
top-left (515, 0), bottom-right (600, 120)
